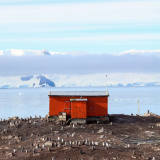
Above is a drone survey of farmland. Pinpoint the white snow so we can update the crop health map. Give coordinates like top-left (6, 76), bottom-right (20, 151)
top-left (116, 49), bottom-right (160, 56)
top-left (2, 49), bottom-right (44, 56)
top-left (10, 49), bottom-right (25, 56)
top-left (0, 73), bottom-right (160, 88)
top-left (1, 48), bottom-right (160, 57)
top-left (48, 73), bottom-right (160, 87)
top-left (0, 75), bottom-right (40, 88)
top-left (0, 50), bottom-right (3, 55)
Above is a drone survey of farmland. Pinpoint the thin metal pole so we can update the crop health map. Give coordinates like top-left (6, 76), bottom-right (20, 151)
top-left (138, 99), bottom-right (140, 115)
top-left (106, 75), bottom-right (107, 91)
top-left (106, 75), bottom-right (108, 117)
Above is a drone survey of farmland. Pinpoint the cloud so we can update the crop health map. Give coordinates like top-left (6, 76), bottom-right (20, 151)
top-left (0, 1), bottom-right (160, 24)
top-left (0, 1), bottom-right (159, 53)
top-left (1, 33), bottom-right (160, 43)
top-left (0, 49), bottom-right (160, 76)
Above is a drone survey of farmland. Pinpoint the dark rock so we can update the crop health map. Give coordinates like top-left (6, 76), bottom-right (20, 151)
top-left (21, 76), bottom-right (33, 81)
top-left (36, 75), bottom-right (55, 87)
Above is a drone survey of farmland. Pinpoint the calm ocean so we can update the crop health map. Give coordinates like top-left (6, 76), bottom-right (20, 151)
top-left (0, 86), bottom-right (160, 119)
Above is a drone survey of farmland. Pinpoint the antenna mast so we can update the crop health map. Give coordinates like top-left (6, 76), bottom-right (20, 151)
top-left (138, 99), bottom-right (140, 115)
top-left (106, 75), bottom-right (107, 91)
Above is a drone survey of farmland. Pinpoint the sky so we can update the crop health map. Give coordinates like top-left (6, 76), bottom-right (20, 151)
top-left (0, 0), bottom-right (160, 80)
top-left (0, 0), bottom-right (160, 53)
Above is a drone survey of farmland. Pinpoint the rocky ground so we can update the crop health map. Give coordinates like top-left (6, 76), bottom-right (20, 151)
top-left (0, 114), bottom-right (160, 160)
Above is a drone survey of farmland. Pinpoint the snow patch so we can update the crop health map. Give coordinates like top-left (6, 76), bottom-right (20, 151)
top-left (0, 50), bottom-right (3, 55)
top-left (10, 49), bottom-right (25, 56)
top-left (116, 49), bottom-right (160, 56)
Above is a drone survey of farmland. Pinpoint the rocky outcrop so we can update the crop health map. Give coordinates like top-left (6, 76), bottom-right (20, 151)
top-left (37, 75), bottom-right (55, 87)
top-left (21, 76), bottom-right (33, 81)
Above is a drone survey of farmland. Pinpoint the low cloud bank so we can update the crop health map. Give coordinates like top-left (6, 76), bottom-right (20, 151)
top-left (0, 52), bottom-right (160, 76)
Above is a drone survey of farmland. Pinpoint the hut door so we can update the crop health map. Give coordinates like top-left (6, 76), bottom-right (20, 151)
top-left (71, 101), bottom-right (87, 119)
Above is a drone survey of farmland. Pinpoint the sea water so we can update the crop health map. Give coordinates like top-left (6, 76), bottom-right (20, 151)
top-left (0, 86), bottom-right (160, 119)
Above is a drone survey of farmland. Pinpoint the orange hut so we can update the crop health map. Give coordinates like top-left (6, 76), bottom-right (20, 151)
top-left (48, 91), bottom-right (109, 124)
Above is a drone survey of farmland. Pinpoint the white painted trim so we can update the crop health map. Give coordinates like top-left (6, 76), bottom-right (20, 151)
top-left (70, 99), bottom-right (87, 102)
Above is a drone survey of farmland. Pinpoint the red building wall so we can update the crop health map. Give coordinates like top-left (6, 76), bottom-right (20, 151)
top-left (49, 96), bottom-right (108, 117)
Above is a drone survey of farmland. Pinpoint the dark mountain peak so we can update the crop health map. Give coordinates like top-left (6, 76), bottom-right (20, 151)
top-left (36, 75), bottom-right (55, 87)
top-left (42, 49), bottom-right (50, 55)
top-left (21, 76), bottom-right (33, 81)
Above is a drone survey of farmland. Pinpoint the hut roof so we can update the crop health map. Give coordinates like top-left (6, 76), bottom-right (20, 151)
top-left (48, 91), bottom-right (109, 97)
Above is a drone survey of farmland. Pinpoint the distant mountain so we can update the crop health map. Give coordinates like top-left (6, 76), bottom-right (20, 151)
top-left (0, 49), bottom-right (51, 56)
top-left (20, 75), bottom-right (55, 87)
top-left (48, 73), bottom-right (160, 87)
top-left (21, 76), bottom-right (34, 81)
top-left (41, 49), bottom-right (50, 55)
top-left (1, 85), bottom-right (10, 89)
top-left (0, 73), bottom-right (160, 88)
top-left (0, 75), bottom-right (55, 88)
top-left (36, 75), bottom-right (55, 87)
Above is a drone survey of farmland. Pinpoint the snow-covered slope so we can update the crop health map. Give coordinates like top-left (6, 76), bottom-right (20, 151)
top-left (49, 73), bottom-right (160, 87)
top-left (1, 48), bottom-right (160, 56)
top-left (0, 49), bottom-right (54, 56)
top-left (0, 49), bottom-right (88, 56)
top-left (0, 73), bottom-right (160, 88)
top-left (0, 75), bottom-right (55, 88)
